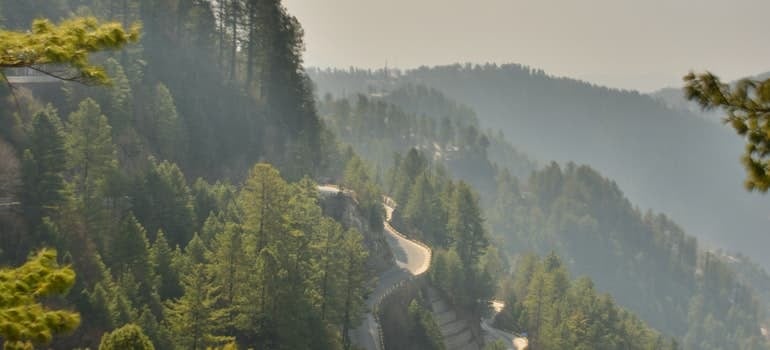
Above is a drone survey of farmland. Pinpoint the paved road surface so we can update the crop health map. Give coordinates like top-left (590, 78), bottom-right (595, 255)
top-left (481, 301), bottom-right (528, 350)
top-left (318, 185), bottom-right (431, 350)
top-left (513, 337), bottom-right (528, 350)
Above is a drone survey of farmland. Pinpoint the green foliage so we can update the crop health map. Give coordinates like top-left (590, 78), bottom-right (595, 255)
top-left (0, 17), bottom-right (140, 84)
top-left (148, 83), bottom-right (185, 162)
top-left (20, 108), bottom-right (67, 229)
top-left (339, 228), bottom-right (369, 349)
top-left (312, 65), bottom-right (770, 281)
top-left (107, 213), bottom-right (153, 301)
top-left (205, 223), bottom-right (247, 332)
top-left (98, 323), bottom-right (155, 350)
top-left (133, 158), bottom-right (196, 246)
top-left (0, 249), bottom-right (80, 350)
top-left (150, 230), bottom-right (181, 300)
top-left (343, 155), bottom-right (384, 231)
top-left (65, 98), bottom-right (117, 204)
top-left (101, 58), bottom-right (133, 130)
top-left (1, 1), bottom-right (353, 349)
top-left (402, 172), bottom-right (446, 245)
top-left (447, 181), bottom-right (487, 270)
top-left (407, 300), bottom-right (445, 350)
top-left (684, 72), bottom-right (770, 192)
top-left (165, 263), bottom-right (222, 350)
top-left (315, 74), bottom-right (770, 349)
top-left (496, 254), bottom-right (674, 350)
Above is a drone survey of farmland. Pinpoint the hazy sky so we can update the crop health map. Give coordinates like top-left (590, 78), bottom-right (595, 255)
top-left (282, 0), bottom-right (770, 92)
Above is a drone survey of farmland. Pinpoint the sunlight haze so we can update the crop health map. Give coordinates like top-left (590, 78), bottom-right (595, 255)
top-left (284, 0), bottom-right (770, 91)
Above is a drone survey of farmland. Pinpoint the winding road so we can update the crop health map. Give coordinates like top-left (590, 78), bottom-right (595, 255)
top-left (482, 301), bottom-right (528, 350)
top-left (318, 185), bottom-right (431, 350)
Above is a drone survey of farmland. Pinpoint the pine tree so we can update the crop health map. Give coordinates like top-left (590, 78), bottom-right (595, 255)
top-left (403, 172), bottom-right (445, 245)
top-left (239, 163), bottom-right (291, 255)
top-left (343, 156), bottom-right (383, 230)
top-left (133, 159), bottom-right (196, 246)
top-left (184, 233), bottom-right (209, 267)
top-left (0, 249), bottom-right (80, 350)
top-left (102, 58), bottom-right (134, 131)
top-left (684, 72), bottom-right (770, 192)
top-left (339, 229), bottom-right (368, 350)
top-left (447, 181), bottom-right (487, 270)
top-left (98, 323), bottom-right (155, 350)
top-left (21, 108), bottom-right (67, 229)
top-left (253, 0), bottom-right (322, 178)
top-left (205, 223), bottom-right (247, 332)
top-left (151, 230), bottom-right (181, 300)
top-left (86, 281), bottom-right (118, 333)
top-left (0, 17), bottom-right (139, 84)
top-left (66, 98), bottom-right (117, 206)
top-left (108, 213), bottom-right (152, 285)
top-left (164, 264), bottom-right (222, 350)
top-left (236, 164), bottom-right (293, 346)
top-left (314, 218), bottom-right (344, 322)
top-left (149, 83), bottom-right (185, 162)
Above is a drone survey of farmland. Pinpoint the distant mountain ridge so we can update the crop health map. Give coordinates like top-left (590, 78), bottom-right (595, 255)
top-left (308, 64), bottom-right (770, 270)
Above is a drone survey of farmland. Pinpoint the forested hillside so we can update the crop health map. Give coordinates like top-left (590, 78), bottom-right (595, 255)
top-left (494, 253), bottom-right (677, 350)
top-left (0, 1), bottom-right (377, 348)
top-left (3, 0), bottom-right (327, 182)
top-left (308, 65), bottom-right (770, 270)
top-left (318, 87), bottom-right (769, 349)
top-left (2, 1), bottom-right (768, 349)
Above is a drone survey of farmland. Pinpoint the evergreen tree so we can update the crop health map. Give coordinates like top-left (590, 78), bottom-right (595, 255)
top-left (684, 72), bottom-right (770, 192)
top-left (102, 58), bottom-right (134, 131)
top-left (87, 282), bottom-right (116, 331)
top-left (239, 163), bottom-right (291, 254)
top-left (0, 249), bottom-right (80, 350)
top-left (183, 233), bottom-right (209, 267)
top-left (150, 230), bottom-right (181, 300)
top-left (21, 108), bottom-right (67, 229)
top-left (98, 323), bottom-right (155, 350)
top-left (339, 229), bottom-right (368, 350)
top-left (164, 264), bottom-right (222, 350)
top-left (447, 181), bottom-right (487, 270)
top-left (149, 83), bottom-right (185, 162)
top-left (343, 155), bottom-right (383, 230)
top-left (403, 172), bottom-right (445, 245)
top-left (205, 223), bottom-right (247, 332)
top-left (0, 17), bottom-right (139, 84)
top-left (313, 218), bottom-right (344, 322)
top-left (65, 98), bottom-right (117, 207)
top-left (108, 213), bottom-right (152, 286)
top-left (255, 0), bottom-right (321, 179)
top-left (133, 159), bottom-right (196, 245)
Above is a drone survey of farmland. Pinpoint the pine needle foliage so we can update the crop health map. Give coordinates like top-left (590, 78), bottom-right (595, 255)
top-left (0, 249), bottom-right (80, 350)
top-left (685, 72), bottom-right (770, 192)
top-left (0, 17), bottom-right (140, 84)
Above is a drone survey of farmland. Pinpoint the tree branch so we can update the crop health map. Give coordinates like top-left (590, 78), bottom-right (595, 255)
top-left (27, 66), bottom-right (98, 85)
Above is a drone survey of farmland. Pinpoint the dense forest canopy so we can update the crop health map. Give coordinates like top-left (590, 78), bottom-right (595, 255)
top-left (1, 1), bottom-right (769, 349)
top-left (308, 65), bottom-right (770, 271)
top-left (318, 85), bottom-right (769, 349)
top-left (0, 0), bottom-right (374, 348)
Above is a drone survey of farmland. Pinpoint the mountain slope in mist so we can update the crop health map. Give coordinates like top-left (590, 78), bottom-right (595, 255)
top-left (308, 64), bottom-right (770, 269)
